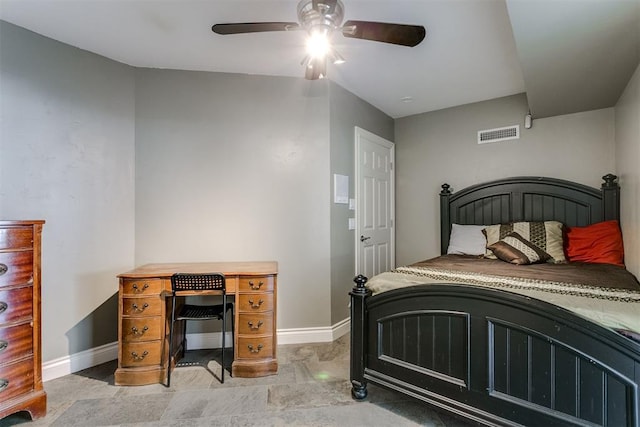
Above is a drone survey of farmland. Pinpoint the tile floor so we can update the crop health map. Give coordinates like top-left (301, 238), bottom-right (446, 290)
top-left (2, 335), bottom-right (477, 426)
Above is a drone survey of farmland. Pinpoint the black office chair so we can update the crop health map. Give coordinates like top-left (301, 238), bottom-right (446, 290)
top-left (167, 273), bottom-right (233, 386)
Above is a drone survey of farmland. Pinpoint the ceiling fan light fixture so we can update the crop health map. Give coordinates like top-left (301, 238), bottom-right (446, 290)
top-left (297, 0), bottom-right (345, 31)
top-left (306, 30), bottom-right (332, 59)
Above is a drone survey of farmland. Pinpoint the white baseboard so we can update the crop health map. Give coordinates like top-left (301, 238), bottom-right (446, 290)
top-left (42, 318), bottom-right (350, 382)
top-left (183, 331), bottom-right (234, 350)
top-left (42, 341), bottom-right (119, 382)
top-left (277, 317), bottom-right (350, 345)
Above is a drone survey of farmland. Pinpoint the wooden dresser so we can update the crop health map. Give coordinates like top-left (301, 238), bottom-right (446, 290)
top-left (115, 261), bottom-right (277, 385)
top-left (0, 220), bottom-right (46, 420)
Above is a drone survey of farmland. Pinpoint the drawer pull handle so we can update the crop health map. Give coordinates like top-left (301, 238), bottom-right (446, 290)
top-left (248, 320), bottom-right (264, 330)
top-left (247, 344), bottom-right (263, 353)
top-left (249, 280), bottom-right (264, 290)
top-left (0, 379), bottom-right (8, 393)
top-left (131, 350), bottom-right (149, 361)
top-left (131, 325), bottom-right (149, 335)
top-left (0, 340), bottom-right (7, 353)
top-left (131, 302), bottom-right (149, 312)
top-left (248, 299), bottom-right (264, 309)
top-left (0, 302), bottom-right (7, 314)
top-left (0, 264), bottom-right (7, 276)
top-left (132, 283), bottom-right (149, 292)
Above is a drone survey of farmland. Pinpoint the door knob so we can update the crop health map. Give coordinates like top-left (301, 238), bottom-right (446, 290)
top-left (360, 235), bottom-right (371, 242)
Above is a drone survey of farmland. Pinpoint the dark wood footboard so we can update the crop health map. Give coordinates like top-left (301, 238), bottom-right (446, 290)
top-left (350, 277), bottom-right (640, 427)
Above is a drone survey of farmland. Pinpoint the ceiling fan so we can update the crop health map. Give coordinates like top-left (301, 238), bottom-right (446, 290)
top-left (211, 0), bottom-right (426, 80)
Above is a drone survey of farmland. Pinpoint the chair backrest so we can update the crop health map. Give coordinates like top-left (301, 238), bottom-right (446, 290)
top-left (171, 273), bottom-right (226, 293)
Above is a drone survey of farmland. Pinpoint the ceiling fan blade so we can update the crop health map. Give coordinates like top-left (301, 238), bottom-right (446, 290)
top-left (342, 20), bottom-right (426, 47)
top-left (212, 22), bottom-right (301, 35)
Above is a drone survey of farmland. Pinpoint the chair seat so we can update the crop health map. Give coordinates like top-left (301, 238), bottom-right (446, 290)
top-left (177, 302), bottom-right (233, 320)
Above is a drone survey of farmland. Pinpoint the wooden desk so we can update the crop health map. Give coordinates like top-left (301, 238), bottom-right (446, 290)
top-left (114, 261), bottom-right (277, 386)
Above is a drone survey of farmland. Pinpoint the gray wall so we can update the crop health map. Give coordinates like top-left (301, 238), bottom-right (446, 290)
top-left (395, 93), bottom-right (616, 266)
top-left (615, 63), bottom-right (640, 279)
top-left (134, 69), bottom-right (332, 329)
top-left (0, 22), bottom-right (135, 360)
top-left (328, 82), bottom-right (394, 325)
top-left (135, 73), bottom-right (395, 331)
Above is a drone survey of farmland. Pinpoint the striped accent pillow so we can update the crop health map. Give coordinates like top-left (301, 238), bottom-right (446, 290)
top-left (487, 232), bottom-right (552, 265)
top-left (483, 221), bottom-right (565, 263)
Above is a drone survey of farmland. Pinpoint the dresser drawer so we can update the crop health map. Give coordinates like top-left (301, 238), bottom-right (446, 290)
top-left (0, 227), bottom-right (33, 251)
top-left (237, 337), bottom-right (274, 359)
top-left (238, 276), bottom-right (274, 293)
top-left (121, 279), bottom-right (162, 296)
top-left (0, 322), bottom-right (33, 365)
top-left (122, 296), bottom-right (163, 317)
top-left (0, 286), bottom-right (33, 324)
top-left (0, 357), bottom-right (34, 403)
top-left (122, 317), bottom-right (162, 342)
top-left (0, 251), bottom-right (33, 288)
top-left (237, 294), bottom-right (274, 312)
top-left (120, 341), bottom-right (162, 367)
top-left (238, 313), bottom-right (273, 335)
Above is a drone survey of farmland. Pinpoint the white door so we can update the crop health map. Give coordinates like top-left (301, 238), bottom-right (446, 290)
top-left (355, 127), bottom-right (395, 279)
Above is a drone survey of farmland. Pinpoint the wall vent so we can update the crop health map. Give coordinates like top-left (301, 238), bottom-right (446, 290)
top-left (477, 125), bottom-right (520, 144)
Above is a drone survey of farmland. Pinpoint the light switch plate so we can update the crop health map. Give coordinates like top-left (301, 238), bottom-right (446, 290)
top-left (349, 198), bottom-right (356, 210)
top-left (333, 174), bottom-right (349, 204)
top-left (348, 218), bottom-right (356, 230)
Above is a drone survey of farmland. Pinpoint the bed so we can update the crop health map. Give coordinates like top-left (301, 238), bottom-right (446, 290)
top-left (349, 174), bottom-right (640, 427)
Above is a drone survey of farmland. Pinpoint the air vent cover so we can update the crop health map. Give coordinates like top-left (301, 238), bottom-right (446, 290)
top-left (477, 125), bottom-right (520, 144)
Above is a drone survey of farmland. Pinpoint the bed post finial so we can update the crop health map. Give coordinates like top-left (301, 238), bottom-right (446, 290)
top-left (440, 183), bottom-right (451, 195)
top-left (602, 174), bottom-right (618, 188)
top-left (353, 275), bottom-right (368, 294)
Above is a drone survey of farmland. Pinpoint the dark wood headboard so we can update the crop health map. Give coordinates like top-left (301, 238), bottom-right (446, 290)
top-left (439, 174), bottom-right (620, 255)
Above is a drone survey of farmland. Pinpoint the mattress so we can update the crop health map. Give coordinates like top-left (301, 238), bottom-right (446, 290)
top-left (366, 255), bottom-right (640, 336)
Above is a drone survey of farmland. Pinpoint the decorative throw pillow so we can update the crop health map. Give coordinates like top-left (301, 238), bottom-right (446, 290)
top-left (483, 221), bottom-right (565, 263)
top-left (565, 220), bottom-right (624, 267)
top-left (446, 224), bottom-right (488, 256)
top-left (487, 232), bottom-right (552, 265)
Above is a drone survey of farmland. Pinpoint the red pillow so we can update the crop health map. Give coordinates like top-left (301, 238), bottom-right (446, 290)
top-left (565, 220), bottom-right (624, 267)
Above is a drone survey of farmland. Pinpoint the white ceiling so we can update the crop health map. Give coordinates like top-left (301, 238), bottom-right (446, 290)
top-left (0, 0), bottom-right (637, 119)
top-left (507, 0), bottom-right (639, 119)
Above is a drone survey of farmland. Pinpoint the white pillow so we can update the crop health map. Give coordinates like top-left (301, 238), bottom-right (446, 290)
top-left (446, 224), bottom-right (488, 256)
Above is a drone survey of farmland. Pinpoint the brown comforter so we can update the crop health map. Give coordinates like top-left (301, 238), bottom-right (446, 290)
top-left (413, 255), bottom-right (640, 292)
top-left (365, 255), bottom-right (640, 337)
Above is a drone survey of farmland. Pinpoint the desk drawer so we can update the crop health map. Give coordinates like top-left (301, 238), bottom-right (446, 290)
top-left (121, 279), bottom-right (162, 296)
top-left (120, 341), bottom-right (162, 367)
top-left (238, 276), bottom-right (274, 293)
top-left (0, 322), bottom-right (33, 365)
top-left (122, 296), bottom-right (163, 317)
top-left (238, 313), bottom-right (273, 335)
top-left (0, 357), bottom-right (34, 402)
top-left (237, 337), bottom-right (274, 359)
top-left (0, 286), bottom-right (33, 324)
top-left (0, 251), bottom-right (33, 288)
top-left (0, 227), bottom-right (33, 251)
top-left (237, 294), bottom-right (274, 312)
top-left (122, 317), bottom-right (162, 342)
